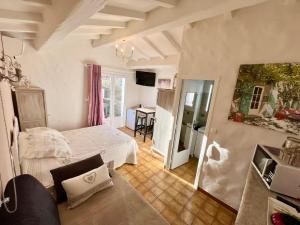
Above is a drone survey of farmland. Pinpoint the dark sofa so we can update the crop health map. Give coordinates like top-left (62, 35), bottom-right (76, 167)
top-left (1, 173), bottom-right (169, 225)
top-left (0, 175), bottom-right (61, 225)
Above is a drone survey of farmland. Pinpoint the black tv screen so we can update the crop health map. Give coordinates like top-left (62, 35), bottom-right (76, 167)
top-left (136, 71), bottom-right (156, 87)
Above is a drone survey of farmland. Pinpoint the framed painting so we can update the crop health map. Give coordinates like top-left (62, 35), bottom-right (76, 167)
top-left (229, 63), bottom-right (300, 135)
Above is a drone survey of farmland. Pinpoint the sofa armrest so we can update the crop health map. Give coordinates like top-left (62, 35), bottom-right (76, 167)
top-left (0, 174), bottom-right (61, 225)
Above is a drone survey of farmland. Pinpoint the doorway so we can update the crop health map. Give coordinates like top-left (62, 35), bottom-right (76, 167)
top-left (169, 79), bottom-right (215, 185)
top-left (102, 76), bottom-right (126, 128)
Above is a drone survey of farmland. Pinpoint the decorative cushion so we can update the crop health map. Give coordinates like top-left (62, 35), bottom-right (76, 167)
top-left (26, 127), bottom-right (70, 143)
top-left (50, 154), bottom-right (104, 203)
top-left (19, 131), bottom-right (72, 159)
top-left (62, 164), bottom-right (113, 209)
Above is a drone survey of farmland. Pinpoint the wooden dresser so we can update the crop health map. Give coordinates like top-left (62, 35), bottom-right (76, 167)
top-left (12, 86), bottom-right (47, 131)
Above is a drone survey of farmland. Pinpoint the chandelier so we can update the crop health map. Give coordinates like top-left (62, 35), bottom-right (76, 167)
top-left (0, 33), bottom-right (28, 86)
top-left (115, 40), bottom-right (134, 62)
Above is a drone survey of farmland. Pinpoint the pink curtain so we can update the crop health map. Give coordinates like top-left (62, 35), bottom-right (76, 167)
top-left (87, 64), bottom-right (104, 126)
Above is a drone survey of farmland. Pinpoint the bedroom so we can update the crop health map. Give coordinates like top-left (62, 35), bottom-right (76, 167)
top-left (1, 0), bottom-right (300, 225)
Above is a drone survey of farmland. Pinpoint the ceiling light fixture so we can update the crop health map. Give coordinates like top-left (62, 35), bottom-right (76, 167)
top-left (115, 40), bottom-right (134, 62)
top-left (0, 33), bottom-right (29, 86)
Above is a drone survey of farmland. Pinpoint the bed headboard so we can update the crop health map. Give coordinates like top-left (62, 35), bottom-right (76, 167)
top-left (11, 116), bottom-right (21, 176)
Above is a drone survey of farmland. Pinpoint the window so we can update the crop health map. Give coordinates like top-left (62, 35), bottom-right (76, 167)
top-left (250, 86), bottom-right (263, 109)
top-left (101, 73), bottom-right (125, 128)
top-left (102, 77), bottom-right (111, 119)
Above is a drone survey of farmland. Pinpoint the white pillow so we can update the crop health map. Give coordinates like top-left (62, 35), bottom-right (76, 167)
top-left (18, 131), bottom-right (72, 159)
top-left (26, 127), bottom-right (70, 143)
top-left (62, 164), bottom-right (113, 209)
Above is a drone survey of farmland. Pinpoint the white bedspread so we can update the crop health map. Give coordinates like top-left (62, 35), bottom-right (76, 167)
top-left (20, 125), bottom-right (138, 187)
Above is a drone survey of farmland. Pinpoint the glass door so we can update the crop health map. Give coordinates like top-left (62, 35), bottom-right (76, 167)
top-left (102, 76), bottom-right (125, 128)
top-left (113, 77), bottom-right (125, 127)
top-left (102, 76), bottom-right (112, 123)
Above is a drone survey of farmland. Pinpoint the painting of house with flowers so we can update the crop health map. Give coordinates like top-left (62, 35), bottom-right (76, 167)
top-left (229, 63), bottom-right (300, 135)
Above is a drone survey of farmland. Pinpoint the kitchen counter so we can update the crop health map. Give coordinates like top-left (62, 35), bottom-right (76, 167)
top-left (235, 165), bottom-right (276, 225)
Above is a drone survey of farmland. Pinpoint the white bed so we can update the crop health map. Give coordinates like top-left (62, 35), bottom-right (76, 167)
top-left (17, 124), bottom-right (138, 188)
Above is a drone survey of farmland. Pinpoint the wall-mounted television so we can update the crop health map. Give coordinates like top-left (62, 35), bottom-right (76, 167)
top-left (136, 71), bottom-right (156, 87)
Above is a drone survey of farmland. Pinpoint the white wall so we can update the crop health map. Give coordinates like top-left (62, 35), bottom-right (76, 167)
top-left (3, 37), bottom-right (141, 131)
top-left (0, 82), bottom-right (15, 186)
top-left (178, 1), bottom-right (300, 209)
top-left (139, 67), bottom-right (177, 108)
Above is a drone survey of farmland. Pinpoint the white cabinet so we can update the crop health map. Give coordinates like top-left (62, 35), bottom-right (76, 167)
top-left (194, 129), bottom-right (205, 158)
top-left (187, 127), bottom-right (205, 158)
top-left (126, 108), bottom-right (136, 130)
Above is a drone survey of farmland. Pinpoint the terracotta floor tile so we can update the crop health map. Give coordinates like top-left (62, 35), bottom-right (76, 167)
top-left (152, 199), bottom-right (166, 213)
top-left (151, 175), bottom-right (161, 183)
top-left (161, 208), bottom-right (177, 223)
top-left (171, 218), bottom-right (188, 225)
top-left (192, 218), bottom-right (207, 225)
top-left (118, 127), bottom-right (237, 225)
top-left (197, 209), bottom-right (214, 224)
top-left (157, 181), bottom-right (169, 190)
top-left (143, 191), bottom-right (156, 203)
top-left (136, 184), bottom-right (148, 194)
top-left (180, 209), bottom-right (195, 225)
top-left (185, 201), bottom-right (200, 215)
top-left (144, 179), bottom-right (156, 189)
top-left (129, 178), bottom-right (140, 188)
top-left (151, 186), bottom-right (164, 197)
top-left (173, 181), bottom-right (185, 192)
top-left (180, 187), bottom-right (195, 198)
top-left (167, 200), bottom-right (184, 214)
top-left (216, 210), bottom-right (234, 225)
top-left (143, 170), bottom-right (154, 178)
top-left (158, 192), bottom-right (174, 204)
top-left (166, 187), bottom-right (179, 198)
top-left (175, 193), bottom-right (190, 206)
top-left (203, 202), bottom-right (219, 217)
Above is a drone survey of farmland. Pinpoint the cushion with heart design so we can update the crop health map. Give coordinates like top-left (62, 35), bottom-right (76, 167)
top-left (61, 164), bottom-right (113, 209)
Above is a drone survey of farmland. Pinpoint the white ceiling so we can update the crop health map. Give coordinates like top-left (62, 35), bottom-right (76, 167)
top-left (0, 0), bottom-right (270, 68)
top-left (0, 0), bottom-right (184, 63)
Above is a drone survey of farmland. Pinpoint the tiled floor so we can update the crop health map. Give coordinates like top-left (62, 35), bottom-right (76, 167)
top-left (118, 128), bottom-right (236, 225)
top-left (170, 157), bottom-right (198, 184)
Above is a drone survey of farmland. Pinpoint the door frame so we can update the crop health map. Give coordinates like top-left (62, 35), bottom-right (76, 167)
top-left (170, 80), bottom-right (204, 169)
top-left (166, 77), bottom-right (220, 189)
top-left (102, 74), bottom-right (126, 128)
top-left (192, 77), bottom-right (220, 189)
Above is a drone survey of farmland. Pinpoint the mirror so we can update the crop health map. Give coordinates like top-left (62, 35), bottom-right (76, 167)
top-left (178, 92), bottom-right (198, 152)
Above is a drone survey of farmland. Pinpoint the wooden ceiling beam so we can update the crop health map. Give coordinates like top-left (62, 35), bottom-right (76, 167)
top-left (2, 32), bottom-right (36, 40)
top-left (92, 0), bottom-right (269, 47)
top-left (34, 0), bottom-right (108, 50)
top-left (83, 19), bottom-right (126, 28)
top-left (22, 0), bottom-right (52, 7)
top-left (73, 27), bottom-right (112, 35)
top-left (161, 30), bottom-right (180, 52)
top-left (129, 42), bottom-right (151, 60)
top-left (0, 9), bottom-right (43, 24)
top-left (127, 55), bottom-right (179, 69)
top-left (142, 37), bottom-right (166, 59)
top-left (98, 6), bottom-right (146, 21)
top-left (0, 23), bottom-right (38, 33)
top-left (69, 34), bottom-right (101, 39)
top-left (152, 0), bottom-right (177, 8)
